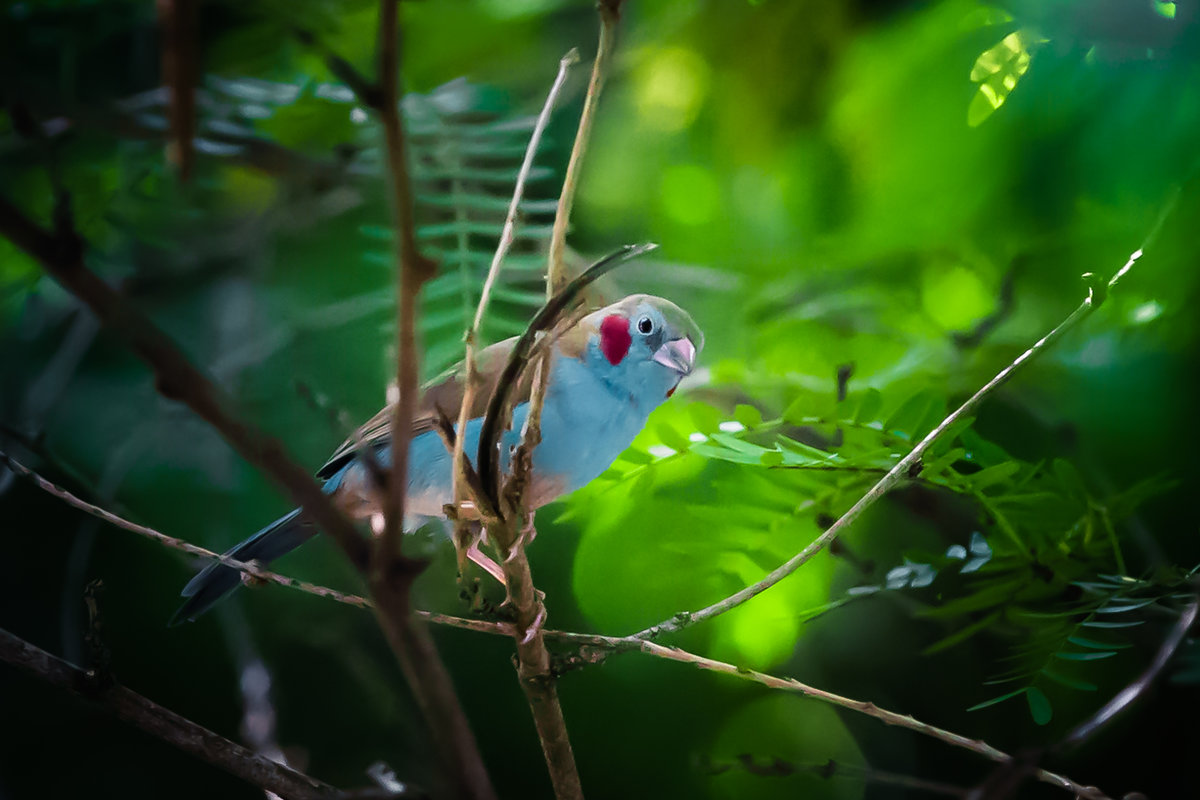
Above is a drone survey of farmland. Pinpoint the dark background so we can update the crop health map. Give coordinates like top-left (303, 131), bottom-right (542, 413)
top-left (2, 1), bottom-right (1198, 798)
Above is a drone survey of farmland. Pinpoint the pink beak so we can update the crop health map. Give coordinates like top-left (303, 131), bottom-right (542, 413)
top-left (652, 337), bottom-right (696, 375)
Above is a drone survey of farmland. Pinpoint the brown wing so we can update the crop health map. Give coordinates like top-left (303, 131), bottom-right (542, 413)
top-left (316, 336), bottom-right (540, 479)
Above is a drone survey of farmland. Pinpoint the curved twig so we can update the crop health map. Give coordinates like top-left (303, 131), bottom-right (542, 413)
top-left (475, 242), bottom-right (656, 510)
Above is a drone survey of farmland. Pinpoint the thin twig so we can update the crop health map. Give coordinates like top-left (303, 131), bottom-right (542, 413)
top-left (632, 189), bottom-right (1181, 641)
top-left (451, 47), bottom-right (579, 537)
top-left (156, 0), bottom-right (198, 181)
top-left (372, 0), bottom-right (436, 571)
top-left (5, 459), bottom-right (1110, 800)
top-left (476, 243), bottom-right (657, 509)
top-left (546, 0), bottom-right (625, 293)
top-left (1061, 597), bottom-right (1198, 747)
top-left (363, 5), bottom-right (493, 799)
top-left (2, 452), bottom-right (373, 611)
top-left (0, 627), bottom-right (344, 800)
top-left (445, 50), bottom-right (584, 800)
top-left (0, 193), bottom-right (372, 572)
top-left (632, 641), bottom-right (1106, 798)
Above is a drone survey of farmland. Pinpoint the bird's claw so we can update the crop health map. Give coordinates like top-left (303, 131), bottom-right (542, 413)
top-left (519, 603), bottom-right (547, 645)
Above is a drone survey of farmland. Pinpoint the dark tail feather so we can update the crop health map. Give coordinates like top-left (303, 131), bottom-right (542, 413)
top-left (170, 509), bottom-right (314, 625)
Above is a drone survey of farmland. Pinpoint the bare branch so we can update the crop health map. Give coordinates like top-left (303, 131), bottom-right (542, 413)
top-left (6, 455), bottom-right (1110, 800)
top-left (476, 243), bottom-right (656, 510)
top-left (1, 452), bottom-right (373, 612)
top-left (156, 0), bottom-right (199, 181)
top-left (1062, 597), bottom-right (1198, 748)
top-left (546, 0), bottom-right (626, 293)
top-left (632, 188), bottom-right (1182, 641)
top-left (363, 5), bottom-right (494, 799)
top-left (451, 47), bottom-right (579, 538)
top-left (0, 193), bottom-right (372, 572)
top-left (0, 627), bottom-right (344, 800)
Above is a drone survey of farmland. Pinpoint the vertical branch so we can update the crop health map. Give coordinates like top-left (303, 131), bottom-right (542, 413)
top-left (452, 49), bottom-right (578, 538)
top-left (0, 628), bottom-right (344, 800)
top-left (374, 0), bottom-right (436, 568)
top-left (448, 50), bottom-right (582, 800)
top-left (156, 0), bottom-right (198, 181)
top-left (366, 5), bottom-right (494, 800)
top-left (546, 0), bottom-right (625, 294)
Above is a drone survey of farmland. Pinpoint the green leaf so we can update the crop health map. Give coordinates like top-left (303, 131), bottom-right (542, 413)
top-left (968, 461), bottom-right (1020, 491)
top-left (920, 447), bottom-right (966, 481)
top-left (1094, 598), bottom-right (1158, 614)
top-left (967, 687), bottom-right (1027, 712)
top-left (656, 423), bottom-right (692, 453)
top-left (1080, 619), bottom-right (1145, 629)
top-left (1054, 650), bottom-right (1118, 661)
top-left (884, 390), bottom-right (939, 440)
top-left (687, 403), bottom-right (723, 434)
top-left (967, 30), bottom-right (1041, 127)
top-left (734, 404), bottom-right (764, 428)
top-left (853, 389), bottom-right (883, 424)
top-left (760, 449), bottom-right (785, 467)
top-left (1026, 686), bottom-right (1053, 725)
top-left (1067, 636), bottom-right (1132, 651)
top-left (1053, 458), bottom-right (1088, 502)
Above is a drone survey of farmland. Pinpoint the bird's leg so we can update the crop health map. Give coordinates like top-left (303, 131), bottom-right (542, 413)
top-left (515, 589), bottom-right (547, 645)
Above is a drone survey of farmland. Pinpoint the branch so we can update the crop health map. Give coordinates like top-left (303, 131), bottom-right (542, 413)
top-left (0, 194), bottom-right (372, 572)
top-left (156, 0), bottom-right (199, 181)
top-left (546, 0), bottom-right (625, 293)
top-left (1062, 597), bottom-right (1198, 748)
top-left (0, 627), bottom-right (344, 800)
top-left (632, 189), bottom-right (1182, 641)
top-left (7, 459), bottom-right (1109, 800)
top-left (372, 0), bottom-right (436, 568)
top-left (2, 452), bottom-right (373, 612)
top-left (443, 50), bottom-right (583, 800)
top-left (451, 48), bottom-right (579, 530)
top-left (361, 5), bottom-right (493, 799)
top-left (475, 243), bottom-right (656, 509)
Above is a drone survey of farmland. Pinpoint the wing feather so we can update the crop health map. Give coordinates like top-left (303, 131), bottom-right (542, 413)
top-left (316, 336), bottom-right (537, 479)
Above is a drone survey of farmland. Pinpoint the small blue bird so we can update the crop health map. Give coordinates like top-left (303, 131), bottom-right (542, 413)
top-left (172, 294), bottom-right (702, 623)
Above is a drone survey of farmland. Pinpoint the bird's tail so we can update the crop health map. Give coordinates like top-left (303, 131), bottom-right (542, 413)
top-left (170, 508), bottom-right (314, 625)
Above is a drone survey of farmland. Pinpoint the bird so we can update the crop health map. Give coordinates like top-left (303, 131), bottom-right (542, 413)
top-left (172, 294), bottom-right (703, 624)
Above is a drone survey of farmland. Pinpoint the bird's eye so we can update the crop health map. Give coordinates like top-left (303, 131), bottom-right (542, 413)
top-left (637, 316), bottom-right (654, 335)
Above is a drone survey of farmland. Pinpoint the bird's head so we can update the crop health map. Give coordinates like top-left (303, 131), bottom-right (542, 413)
top-left (567, 294), bottom-right (704, 407)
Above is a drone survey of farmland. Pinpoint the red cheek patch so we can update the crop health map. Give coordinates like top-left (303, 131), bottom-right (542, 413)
top-left (600, 314), bottom-right (631, 365)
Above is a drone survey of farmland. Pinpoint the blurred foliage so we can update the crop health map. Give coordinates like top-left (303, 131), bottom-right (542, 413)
top-left (2, 0), bottom-right (1199, 798)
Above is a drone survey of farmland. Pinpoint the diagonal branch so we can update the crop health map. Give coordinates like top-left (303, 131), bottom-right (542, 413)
top-left (0, 194), bottom-right (372, 572)
top-left (8, 453), bottom-right (1113, 800)
top-left (2, 452), bottom-right (373, 612)
top-left (352, 4), bottom-right (493, 799)
top-left (445, 49), bottom-right (583, 800)
top-left (632, 188), bottom-right (1182, 641)
top-left (0, 627), bottom-right (348, 800)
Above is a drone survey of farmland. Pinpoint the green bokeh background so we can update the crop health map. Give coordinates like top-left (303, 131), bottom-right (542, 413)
top-left (2, 0), bottom-right (1198, 798)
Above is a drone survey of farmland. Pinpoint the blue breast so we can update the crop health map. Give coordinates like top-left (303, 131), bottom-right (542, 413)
top-left (322, 349), bottom-right (651, 517)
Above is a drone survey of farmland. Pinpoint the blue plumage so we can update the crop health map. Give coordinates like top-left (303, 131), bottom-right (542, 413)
top-left (172, 295), bottom-right (702, 623)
